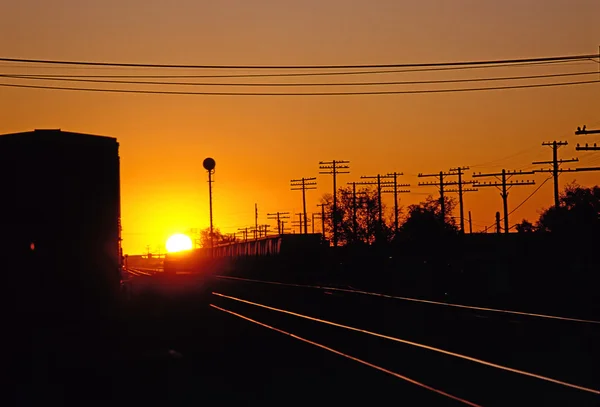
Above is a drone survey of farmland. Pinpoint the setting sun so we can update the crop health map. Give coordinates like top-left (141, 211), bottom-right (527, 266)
top-left (166, 233), bottom-right (193, 253)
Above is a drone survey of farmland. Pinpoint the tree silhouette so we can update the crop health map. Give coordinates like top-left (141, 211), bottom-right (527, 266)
top-left (515, 219), bottom-right (535, 233)
top-left (397, 195), bottom-right (458, 241)
top-left (320, 186), bottom-right (392, 245)
top-left (537, 183), bottom-right (600, 235)
top-left (199, 227), bottom-right (235, 248)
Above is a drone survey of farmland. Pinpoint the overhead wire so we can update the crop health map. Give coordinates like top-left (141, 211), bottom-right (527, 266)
top-left (0, 59), bottom-right (593, 78)
top-left (483, 176), bottom-right (553, 230)
top-left (1, 79), bottom-right (598, 96)
top-left (0, 53), bottom-right (596, 69)
top-left (2, 70), bottom-right (597, 87)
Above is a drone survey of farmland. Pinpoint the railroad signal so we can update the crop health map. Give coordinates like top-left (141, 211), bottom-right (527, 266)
top-left (203, 157), bottom-right (216, 251)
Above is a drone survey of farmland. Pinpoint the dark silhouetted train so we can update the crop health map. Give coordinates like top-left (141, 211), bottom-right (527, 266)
top-left (164, 233), bottom-right (327, 277)
top-left (0, 129), bottom-right (122, 319)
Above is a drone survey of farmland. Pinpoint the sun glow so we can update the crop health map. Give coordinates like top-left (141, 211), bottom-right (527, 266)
top-left (166, 233), bottom-right (193, 253)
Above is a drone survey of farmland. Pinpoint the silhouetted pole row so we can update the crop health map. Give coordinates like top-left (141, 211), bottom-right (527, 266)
top-left (473, 169), bottom-right (535, 233)
top-left (381, 172), bottom-right (410, 232)
top-left (267, 211), bottom-right (290, 234)
top-left (290, 177), bottom-right (317, 234)
top-left (238, 227), bottom-right (249, 242)
top-left (292, 213), bottom-right (310, 234)
top-left (575, 126), bottom-right (600, 151)
top-left (319, 160), bottom-right (350, 247)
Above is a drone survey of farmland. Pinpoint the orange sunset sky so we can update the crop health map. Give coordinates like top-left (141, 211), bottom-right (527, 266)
top-left (1, 0), bottom-right (599, 254)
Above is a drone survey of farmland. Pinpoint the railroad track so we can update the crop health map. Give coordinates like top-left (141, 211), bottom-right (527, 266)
top-left (211, 275), bottom-right (600, 406)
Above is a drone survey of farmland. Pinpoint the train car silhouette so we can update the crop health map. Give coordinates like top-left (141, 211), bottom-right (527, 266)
top-left (164, 233), bottom-right (326, 277)
top-left (0, 129), bottom-right (122, 319)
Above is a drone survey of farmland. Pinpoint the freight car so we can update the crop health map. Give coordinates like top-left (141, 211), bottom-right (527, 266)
top-left (163, 233), bottom-right (327, 279)
top-left (0, 129), bottom-right (122, 319)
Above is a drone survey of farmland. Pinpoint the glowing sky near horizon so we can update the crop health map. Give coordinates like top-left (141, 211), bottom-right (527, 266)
top-left (1, 0), bottom-right (599, 254)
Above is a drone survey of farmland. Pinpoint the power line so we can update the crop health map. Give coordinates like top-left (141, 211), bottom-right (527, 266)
top-left (0, 58), bottom-right (592, 78)
top-left (3, 70), bottom-right (597, 87)
top-left (1, 79), bottom-right (597, 96)
top-left (0, 53), bottom-right (595, 69)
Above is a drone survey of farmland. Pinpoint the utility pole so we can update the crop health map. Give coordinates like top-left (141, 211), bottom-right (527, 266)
top-left (532, 141), bottom-right (578, 208)
top-left (468, 211), bottom-right (473, 234)
top-left (418, 171), bottom-right (448, 219)
top-left (267, 212), bottom-right (290, 234)
top-left (316, 203), bottom-right (327, 242)
top-left (291, 213), bottom-right (309, 234)
top-left (237, 227), bottom-right (249, 242)
top-left (312, 212), bottom-right (321, 234)
top-left (319, 160), bottom-right (350, 247)
top-left (344, 182), bottom-right (368, 243)
top-left (473, 169), bottom-right (535, 234)
top-left (447, 167), bottom-right (477, 234)
top-left (290, 177), bottom-right (317, 234)
top-left (381, 172), bottom-right (410, 233)
top-left (254, 203), bottom-right (258, 239)
top-left (418, 169), bottom-right (475, 226)
top-left (495, 212), bottom-right (501, 234)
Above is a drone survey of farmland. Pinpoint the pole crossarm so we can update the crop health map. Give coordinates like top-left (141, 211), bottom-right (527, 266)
top-left (575, 125), bottom-right (600, 135)
top-left (319, 160), bottom-right (350, 246)
top-left (472, 168), bottom-right (535, 233)
top-left (290, 177), bottom-right (317, 234)
top-left (576, 143), bottom-right (600, 151)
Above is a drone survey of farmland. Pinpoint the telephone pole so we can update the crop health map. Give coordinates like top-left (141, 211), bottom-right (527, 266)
top-left (344, 182), bottom-right (369, 243)
top-left (532, 141), bottom-right (578, 208)
top-left (418, 169), bottom-right (475, 226)
top-left (356, 174), bottom-right (388, 241)
top-left (311, 212), bottom-right (321, 234)
top-left (319, 160), bottom-right (350, 247)
top-left (447, 167), bottom-right (477, 234)
top-left (291, 213), bottom-right (309, 234)
top-left (267, 212), bottom-right (290, 234)
top-left (316, 203), bottom-right (328, 242)
top-left (291, 177), bottom-right (317, 234)
top-left (381, 172), bottom-right (410, 232)
top-left (254, 203), bottom-right (258, 239)
top-left (418, 171), bottom-right (449, 220)
top-left (473, 169), bottom-right (535, 234)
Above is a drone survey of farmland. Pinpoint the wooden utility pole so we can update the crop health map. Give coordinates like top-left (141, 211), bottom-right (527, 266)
top-left (447, 167), bottom-right (477, 233)
top-left (381, 172), bottom-right (410, 233)
top-left (319, 160), bottom-right (350, 247)
top-left (290, 177), bottom-right (317, 234)
top-left (316, 203), bottom-right (327, 241)
top-left (473, 169), bottom-right (535, 234)
top-left (267, 211), bottom-right (290, 234)
top-left (468, 211), bottom-right (473, 234)
top-left (418, 168), bottom-right (475, 228)
top-left (344, 182), bottom-right (368, 243)
top-left (532, 141), bottom-right (578, 208)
